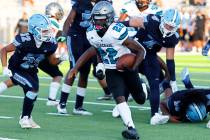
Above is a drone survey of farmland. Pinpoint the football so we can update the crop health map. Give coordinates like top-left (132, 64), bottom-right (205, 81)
top-left (116, 53), bottom-right (136, 70)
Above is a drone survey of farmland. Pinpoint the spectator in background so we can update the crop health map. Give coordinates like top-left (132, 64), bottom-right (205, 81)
top-left (192, 10), bottom-right (206, 52)
top-left (22, 0), bottom-right (34, 6)
top-left (14, 12), bottom-right (28, 35)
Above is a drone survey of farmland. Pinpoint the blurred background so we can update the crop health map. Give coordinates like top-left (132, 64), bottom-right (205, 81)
top-left (0, 0), bottom-right (209, 53)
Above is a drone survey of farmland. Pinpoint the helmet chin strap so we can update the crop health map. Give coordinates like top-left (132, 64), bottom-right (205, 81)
top-left (34, 35), bottom-right (43, 48)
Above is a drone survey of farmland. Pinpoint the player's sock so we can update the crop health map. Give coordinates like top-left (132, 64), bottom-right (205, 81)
top-left (166, 59), bottom-right (176, 81)
top-left (75, 87), bottom-right (86, 109)
top-left (149, 80), bottom-right (160, 116)
top-left (59, 84), bottom-right (71, 108)
top-left (183, 75), bottom-right (194, 89)
top-left (103, 87), bottom-right (111, 95)
top-left (22, 91), bottom-right (37, 118)
top-left (117, 102), bottom-right (135, 128)
top-left (48, 82), bottom-right (60, 100)
top-left (0, 82), bottom-right (8, 94)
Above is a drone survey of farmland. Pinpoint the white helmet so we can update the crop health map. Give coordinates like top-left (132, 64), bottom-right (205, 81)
top-left (159, 9), bottom-right (181, 38)
top-left (28, 14), bottom-right (52, 42)
top-left (45, 2), bottom-right (64, 20)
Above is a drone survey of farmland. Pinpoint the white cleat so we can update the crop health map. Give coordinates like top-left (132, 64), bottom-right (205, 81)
top-left (112, 105), bottom-right (120, 118)
top-left (150, 113), bottom-right (169, 125)
top-left (206, 120), bottom-right (210, 128)
top-left (29, 116), bottom-right (40, 129)
top-left (46, 100), bottom-right (59, 106)
top-left (57, 104), bottom-right (68, 114)
top-left (181, 67), bottom-right (189, 81)
top-left (73, 108), bottom-right (93, 116)
top-left (19, 116), bottom-right (32, 129)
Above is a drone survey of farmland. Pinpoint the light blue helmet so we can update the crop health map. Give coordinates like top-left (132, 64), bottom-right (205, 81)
top-left (159, 9), bottom-right (181, 38)
top-left (28, 14), bottom-right (52, 42)
top-left (186, 102), bottom-right (207, 122)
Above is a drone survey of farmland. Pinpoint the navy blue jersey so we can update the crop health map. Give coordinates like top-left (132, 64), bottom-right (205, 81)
top-left (135, 14), bottom-right (179, 53)
top-left (8, 32), bottom-right (57, 73)
top-left (68, 0), bottom-right (93, 35)
top-left (167, 89), bottom-right (210, 116)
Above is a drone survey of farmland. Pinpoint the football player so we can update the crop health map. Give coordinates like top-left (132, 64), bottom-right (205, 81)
top-left (57, 0), bottom-right (111, 115)
top-left (42, 2), bottom-right (66, 106)
top-left (125, 8), bottom-right (181, 125)
top-left (69, 1), bottom-right (146, 139)
top-left (0, 14), bottom-right (61, 128)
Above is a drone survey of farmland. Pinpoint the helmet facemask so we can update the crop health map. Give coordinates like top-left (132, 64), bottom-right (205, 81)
top-left (159, 19), bottom-right (178, 38)
top-left (92, 14), bottom-right (113, 31)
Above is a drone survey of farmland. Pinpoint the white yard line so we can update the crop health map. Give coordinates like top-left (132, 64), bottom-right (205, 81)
top-left (0, 95), bottom-right (150, 110)
top-left (0, 137), bottom-right (19, 140)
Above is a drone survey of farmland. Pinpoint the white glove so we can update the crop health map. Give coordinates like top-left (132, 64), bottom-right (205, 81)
top-left (2, 67), bottom-right (12, 77)
top-left (170, 81), bottom-right (178, 93)
top-left (206, 120), bottom-right (210, 128)
top-left (57, 53), bottom-right (69, 62)
top-left (96, 63), bottom-right (105, 75)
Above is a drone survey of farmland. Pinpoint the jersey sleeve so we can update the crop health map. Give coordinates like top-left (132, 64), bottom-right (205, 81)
top-left (46, 39), bottom-right (58, 56)
top-left (12, 34), bottom-right (23, 49)
top-left (111, 23), bottom-right (128, 44)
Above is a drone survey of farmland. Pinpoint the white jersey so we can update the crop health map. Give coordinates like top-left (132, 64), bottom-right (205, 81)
top-left (86, 22), bottom-right (131, 69)
top-left (142, 3), bottom-right (162, 16)
top-left (120, 0), bottom-right (140, 17)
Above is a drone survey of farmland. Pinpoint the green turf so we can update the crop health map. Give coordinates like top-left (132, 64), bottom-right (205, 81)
top-left (0, 53), bottom-right (210, 140)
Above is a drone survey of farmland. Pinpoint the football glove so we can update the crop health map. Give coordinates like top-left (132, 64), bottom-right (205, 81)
top-left (57, 53), bottom-right (69, 62)
top-left (2, 67), bottom-right (12, 77)
top-left (95, 63), bottom-right (105, 80)
top-left (202, 42), bottom-right (210, 56)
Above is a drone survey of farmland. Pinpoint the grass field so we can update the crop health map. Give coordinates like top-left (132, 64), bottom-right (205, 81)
top-left (0, 53), bottom-right (210, 140)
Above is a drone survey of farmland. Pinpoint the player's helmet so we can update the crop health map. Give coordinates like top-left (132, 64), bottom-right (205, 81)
top-left (91, 1), bottom-right (115, 30)
top-left (159, 8), bottom-right (181, 38)
top-left (45, 2), bottom-right (64, 21)
top-left (186, 102), bottom-right (207, 122)
top-left (28, 14), bottom-right (52, 42)
top-left (135, 0), bottom-right (151, 10)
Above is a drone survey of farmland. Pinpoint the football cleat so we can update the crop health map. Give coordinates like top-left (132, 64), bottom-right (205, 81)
top-left (29, 116), bottom-right (41, 128)
top-left (19, 116), bottom-right (32, 129)
top-left (57, 104), bottom-right (68, 114)
top-left (122, 127), bottom-right (140, 140)
top-left (150, 113), bottom-right (169, 125)
top-left (181, 67), bottom-right (189, 83)
top-left (46, 99), bottom-right (59, 106)
top-left (97, 94), bottom-right (113, 100)
top-left (128, 95), bottom-right (134, 102)
top-left (112, 105), bottom-right (120, 118)
top-left (73, 107), bottom-right (93, 116)
top-left (206, 120), bottom-right (210, 128)
top-left (170, 81), bottom-right (178, 92)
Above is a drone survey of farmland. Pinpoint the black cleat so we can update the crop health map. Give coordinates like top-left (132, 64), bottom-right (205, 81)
top-left (122, 127), bottom-right (140, 140)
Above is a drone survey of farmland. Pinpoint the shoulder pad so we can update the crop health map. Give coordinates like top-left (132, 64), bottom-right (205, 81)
top-left (12, 34), bottom-right (22, 47)
top-left (87, 24), bottom-right (94, 32)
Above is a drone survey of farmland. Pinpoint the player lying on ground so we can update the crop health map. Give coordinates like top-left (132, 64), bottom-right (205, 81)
top-left (160, 68), bottom-right (210, 128)
top-left (0, 14), bottom-right (61, 129)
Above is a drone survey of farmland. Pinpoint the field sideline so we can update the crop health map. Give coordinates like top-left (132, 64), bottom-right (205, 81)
top-left (0, 53), bottom-right (210, 140)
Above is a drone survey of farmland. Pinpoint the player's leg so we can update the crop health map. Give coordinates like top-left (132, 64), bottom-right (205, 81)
top-left (124, 70), bottom-right (146, 105)
top-left (38, 59), bottom-right (63, 106)
top-left (72, 59), bottom-right (92, 115)
top-left (57, 35), bottom-right (81, 114)
top-left (181, 67), bottom-right (194, 89)
top-left (142, 55), bottom-right (169, 125)
top-left (10, 69), bottom-right (39, 128)
top-left (0, 79), bottom-right (14, 94)
top-left (106, 69), bottom-right (139, 140)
